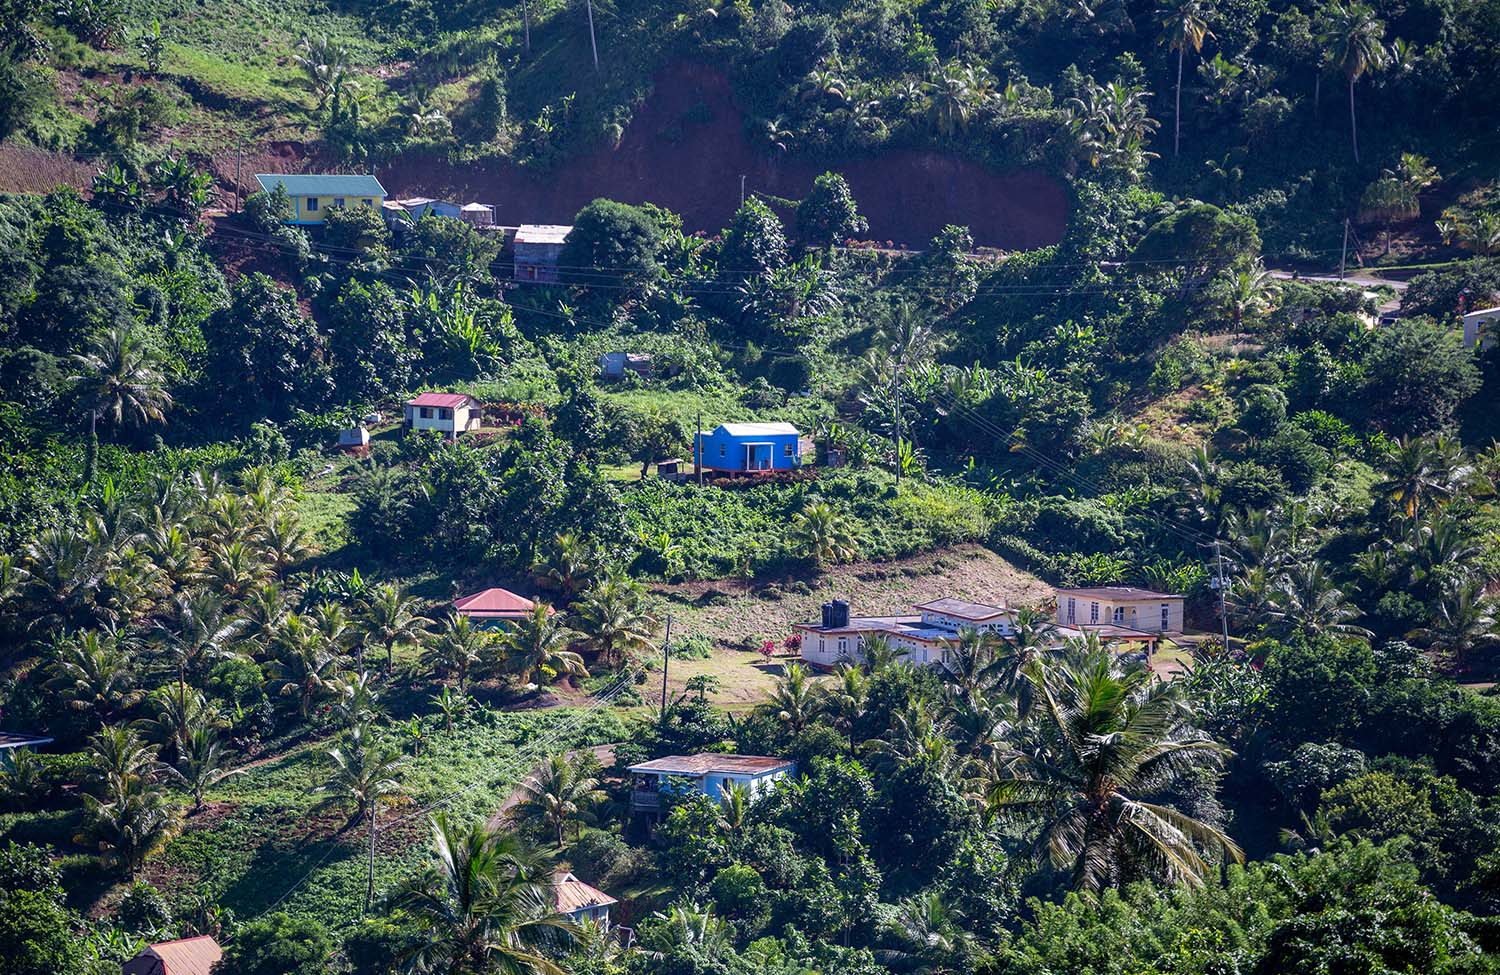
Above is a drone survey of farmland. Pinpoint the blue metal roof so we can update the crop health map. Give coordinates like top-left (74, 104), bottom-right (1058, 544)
top-left (254, 173), bottom-right (386, 197)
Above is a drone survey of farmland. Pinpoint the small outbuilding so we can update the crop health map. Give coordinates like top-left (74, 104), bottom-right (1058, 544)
top-left (599, 352), bottom-right (654, 380)
top-left (396, 197), bottom-right (462, 221)
top-left (1464, 306), bottom-right (1499, 350)
top-left (121, 935), bottom-right (222, 975)
top-left (513, 224), bottom-right (572, 283)
top-left (553, 871), bottom-right (616, 925)
top-left (338, 425), bottom-right (370, 449)
top-left (253, 174), bottom-right (386, 225)
top-left (461, 202), bottom-right (496, 227)
top-left (404, 392), bottom-right (481, 438)
top-left (694, 422), bottom-right (804, 473)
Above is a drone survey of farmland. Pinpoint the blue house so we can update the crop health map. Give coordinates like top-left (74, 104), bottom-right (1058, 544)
top-left (628, 754), bottom-right (796, 815)
top-left (694, 422), bottom-right (804, 473)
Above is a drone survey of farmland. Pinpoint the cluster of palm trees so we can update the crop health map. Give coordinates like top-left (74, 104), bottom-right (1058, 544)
top-left (529, 533), bottom-right (662, 669)
top-left (760, 613), bottom-right (1241, 891)
top-left (1223, 436), bottom-right (1500, 660)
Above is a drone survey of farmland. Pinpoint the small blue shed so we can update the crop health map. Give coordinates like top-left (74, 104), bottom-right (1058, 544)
top-left (695, 422), bottom-right (803, 472)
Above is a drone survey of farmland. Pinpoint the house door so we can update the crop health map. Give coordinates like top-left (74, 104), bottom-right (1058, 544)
top-left (746, 444), bottom-right (772, 470)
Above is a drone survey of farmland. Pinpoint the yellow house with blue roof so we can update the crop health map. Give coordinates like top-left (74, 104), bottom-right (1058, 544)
top-left (253, 173), bottom-right (386, 225)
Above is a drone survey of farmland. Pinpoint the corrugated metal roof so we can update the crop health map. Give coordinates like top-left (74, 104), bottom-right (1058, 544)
top-left (0, 732), bottom-right (53, 750)
top-left (254, 173), bottom-right (386, 197)
top-left (628, 753), bottom-right (793, 776)
top-left (407, 392), bottom-right (475, 408)
top-left (912, 597), bottom-right (1010, 621)
top-left (462, 203), bottom-right (494, 212)
top-left (1054, 586), bottom-right (1179, 600)
top-left (554, 872), bottom-right (617, 913)
top-left (514, 224), bottom-right (572, 244)
top-left (716, 422), bottom-right (799, 437)
top-left (122, 937), bottom-right (223, 975)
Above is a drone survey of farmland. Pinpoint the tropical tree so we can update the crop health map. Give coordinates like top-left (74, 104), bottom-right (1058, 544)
top-left (389, 814), bottom-right (574, 975)
top-left (1220, 262), bottom-right (1279, 327)
top-left (1266, 562), bottom-right (1372, 640)
top-left (817, 663), bottom-right (869, 745)
top-left (434, 686), bottom-right (469, 734)
top-left (768, 662), bottom-right (819, 734)
top-left (357, 583), bottom-right (430, 673)
top-left (268, 614), bottom-right (345, 719)
top-left (71, 326), bottom-right (172, 482)
top-left (1320, 2), bottom-right (1387, 163)
top-left (787, 501), bottom-right (858, 569)
top-left (330, 670), bottom-right (386, 730)
top-left (311, 723), bottom-right (405, 828)
top-left (1161, 0), bottom-right (1214, 157)
top-left (423, 614), bottom-right (491, 692)
top-left (530, 532), bottom-right (599, 602)
top-left (46, 629), bottom-right (143, 726)
top-left (512, 752), bottom-right (606, 848)
top-left (877, 891), bottom-right (975, 974)
top-left (1409, 582), bottom-right (1499, 662)
top-left (990, 652), bottom-right (1242, 891)
top-left (501, 604), bottom-right (586, 687)
top-left (162, 727), bottom-right (244, 811)
top-left (572, 572), bottom-right (657, 668)
top-left (77, 726), bottom-right (179, 878)
top-left (157, 589), bottom-right (246, 701)
top-left (294, 35), bottom-right (355, 109)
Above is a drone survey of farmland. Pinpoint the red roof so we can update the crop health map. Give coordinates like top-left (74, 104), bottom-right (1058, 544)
top-left (407, 392), bottom-right (474, 408)
top-left (122, 936), bottom-right (223, 975)
top-left (553, 871), bottom-right (617, 914)
top-left (452, 587), bottom-right (545, 619)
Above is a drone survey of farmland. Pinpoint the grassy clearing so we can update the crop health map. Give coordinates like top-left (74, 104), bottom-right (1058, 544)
top-left (146, 705), bottom-right (627, 926)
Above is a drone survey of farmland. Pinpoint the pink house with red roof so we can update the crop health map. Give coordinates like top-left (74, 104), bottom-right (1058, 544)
top-left (405, 392), bottom-right (481, 438)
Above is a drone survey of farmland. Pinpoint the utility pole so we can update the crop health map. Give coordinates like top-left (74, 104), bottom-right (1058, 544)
top-left (1213, 539), bottom-right (1230, 650)
top-left (658, 614), bottom-right (673, 726)
top-left (892, 362), bottom-right (903, 487)
top-left (695, 411), bottom-right (703, 486)
top-left (1339, 218), bottom-right (1350, 280)
top-left (234, 136), bottom-right (244, 214)
top-left (740, 175), bottom-right (746, 207)
top-left (364, 803), bottom-right (377, 914)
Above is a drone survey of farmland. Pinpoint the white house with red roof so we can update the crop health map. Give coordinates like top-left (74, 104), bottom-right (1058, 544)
top-left (553, 870), bottom-right (617, 925)
top-left (404, 392), bottom-right (481, 437)
top-left (452, 587), bottom-right (550, 627)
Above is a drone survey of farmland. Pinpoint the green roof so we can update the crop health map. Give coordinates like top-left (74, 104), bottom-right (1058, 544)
top-left (254, 173), bottom-right (386, 197)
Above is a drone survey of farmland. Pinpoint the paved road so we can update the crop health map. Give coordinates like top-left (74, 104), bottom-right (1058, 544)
top-left (1268, 268), bottom-right (1409, 291)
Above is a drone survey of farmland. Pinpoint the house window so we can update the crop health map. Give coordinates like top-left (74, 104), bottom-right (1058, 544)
top-left (837, 637), bottom-right (848, 656)
top-left (1161, 604), bottom-right (1171, 631)
top-left (362, 198), bottom-right (372, 206)
top-left (719, 443), bottom-right (726, 457)
top-left (1067, 598), bottom-right (1076, 623)
top-left (783, 443), bottom-right (794, 457)
top-left (420, 407), bottom-right (433, 419)
top-left (334, 197), bottom-right (346, 207)
top-left (1090, 602), bottom-right (1099, 623)
top-left (1113, 606), bottom-right (1125, 624)
top-left (306, 197), bottom-right (320, 211)
top-left (439, 408), bottom-right (452, 420)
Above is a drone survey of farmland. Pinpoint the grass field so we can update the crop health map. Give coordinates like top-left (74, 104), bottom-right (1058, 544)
top-left (140, 704), bottom-right (627, 927)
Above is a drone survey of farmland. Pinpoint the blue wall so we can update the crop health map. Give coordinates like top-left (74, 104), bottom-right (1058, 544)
top-left (695, 428), bottom-right (802, 471)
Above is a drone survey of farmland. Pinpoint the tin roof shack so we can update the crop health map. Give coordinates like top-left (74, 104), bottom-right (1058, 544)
top-left (513, 224), bottom-right (572, 283)
top-left (600, 352), bottom-right (654, 380)
top-left (627, 753), bottom-right (795, 816)
top-left (553, 871), bottom-right (617, 925)
top-left (122, 936), bottom-right (223, 975)
top-left (461, 202), bottom-right (496, 226)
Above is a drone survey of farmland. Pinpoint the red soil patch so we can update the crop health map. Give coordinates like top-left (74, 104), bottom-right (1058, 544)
top-left (0, 144), bottom-right (95, 195)
top-left (379, 63), bottom-right (1069, 250)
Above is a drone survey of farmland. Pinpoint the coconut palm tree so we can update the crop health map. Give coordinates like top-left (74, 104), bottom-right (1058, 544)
top-left (433, 685), bottom-right (469, 734)
top-left (357, 582), bottom-right (430, 673)
top-left (817, 663), bottom-right (868, 746)
top-left (1161, 0), bottom-right (1214, 157)
top-left (157, 589), bottom-right (246, 701)
top-left (71, 325), bottom-right (172, 482)
top-left (787, 501), bottom-right (858, 570)
top-left (423, 614), bottom-right (491, 692)
top-left (512, 752), bottom-right (606, 848)
top-left (1221, 262), bottom-right (1279, 328)
top-left (1320, 2), bottom-right (1386, 163)
top-left (572, 572), bottom-right (657, 668)
top-left (391, 814), bottom-right (574, 975)
top-left (78, 726), bottom-right (180, 878)
top-left (941, 626), bottom-right (1002, 700)
top-left (141, 684), bottom-right (226, 762)
top-left (46, 629), bottom-right (143, 726)
top-left (162, 726), bottom-right (244, 811)
top-left (767, 662), bottom-right (819, 734)
top-left (330, 670), bottom-right (386, 730)
top-left (260, 512), bottom-right (316, 577)
top-left (312, 723), bottom-right (405, 827)
top-left (877, 891), bottom-right (974, 974)
top-left (268, 614), bottom-right (345, 719)
top-left (1409, 582), bottom-right (1499, 662)
top-left (294, 35), bottom-right (356, 110)
top-left (1266, 561), bottom-right (1371, 640)
top-left (501, 604), bottom-right (586, 687)
top-left (990, 652), bottom-right (1242, 891)
top-left (531, 532), bottom-right (599, 602)
top-left (1376, 436), bottom-right (1471, 520)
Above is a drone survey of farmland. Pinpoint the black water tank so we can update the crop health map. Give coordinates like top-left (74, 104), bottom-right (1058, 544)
top-left (830, 599), bottom-right (850, 628)
top-left (821, 602), bottom-right (832, 628)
